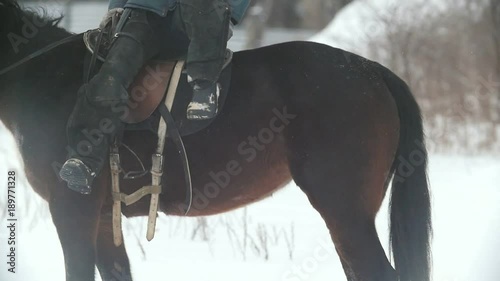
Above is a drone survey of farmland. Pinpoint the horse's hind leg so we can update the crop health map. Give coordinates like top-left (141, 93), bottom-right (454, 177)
top-left (287, 118), bottom-right (398, 281)
top-left (313, 201), bottom-right (396, 281)
top-left (96, 212), bottom-right (132, 281)
top-left (291, 159), bottom-right (397, 281)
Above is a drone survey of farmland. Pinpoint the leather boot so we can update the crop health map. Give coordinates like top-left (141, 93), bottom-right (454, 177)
top-left (186, 79), bottom-right (220, 120)
top-left (60, 9), bottom-right (160, 194)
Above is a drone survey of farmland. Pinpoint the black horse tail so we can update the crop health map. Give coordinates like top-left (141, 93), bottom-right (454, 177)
top-left (381, 66), bottom-right (432, 281)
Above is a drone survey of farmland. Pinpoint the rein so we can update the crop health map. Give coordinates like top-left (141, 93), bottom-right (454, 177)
top-left (0, 33), bottom-right (82, 76)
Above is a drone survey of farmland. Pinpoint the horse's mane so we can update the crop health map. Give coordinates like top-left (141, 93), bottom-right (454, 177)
top-left (0, 0), bottom-right (65, 60)
top-left (1, 0), bottom-right (62, 29)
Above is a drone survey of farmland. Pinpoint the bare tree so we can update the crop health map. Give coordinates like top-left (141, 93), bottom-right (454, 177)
top-left (490, 0), bottom-right (500, 72)
top-left (490, 0), bottom-right (500, 145)
top-left (245, 0), bottom-right (273, 49)
top-left (301, 0), bottom-right (353, 29)
top-left (361, 0), bottom-right (500, 152)
top-left (245, 0), bottom-right (355, 48)
top-left (265, 0), bottom-right (301, 28)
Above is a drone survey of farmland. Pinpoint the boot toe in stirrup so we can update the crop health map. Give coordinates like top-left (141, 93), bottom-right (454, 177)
top-left (59, 159), bottom-right (95, 194)
top-left (187, 83), bottom-right (220, 120)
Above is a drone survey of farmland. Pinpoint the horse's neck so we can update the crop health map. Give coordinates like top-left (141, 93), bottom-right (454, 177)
top-left (0, 27), bottom-right (75, 128)
top-left (2, 2), bottom-right (69, 63)
top-left (3, 27), bottom-right (70, 68)
top-left (0, 7), bottom-right (76, 139)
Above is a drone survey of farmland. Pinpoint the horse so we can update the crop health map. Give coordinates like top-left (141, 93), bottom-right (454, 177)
top-left (0, 1), bottom-right (432, 281)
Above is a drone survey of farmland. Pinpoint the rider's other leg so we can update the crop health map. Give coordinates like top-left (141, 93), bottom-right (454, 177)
top-left (179, 0), bottom-right (231, 120)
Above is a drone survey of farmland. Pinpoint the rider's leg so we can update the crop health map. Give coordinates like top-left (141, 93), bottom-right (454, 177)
top-left (60, 9), bottom-right (161, 194)
top-left (178, 0), bottom-right (231, 120)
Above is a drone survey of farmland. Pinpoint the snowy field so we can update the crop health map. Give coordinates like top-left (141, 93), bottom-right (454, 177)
top-left (0, 122), bottom-right (499, 281)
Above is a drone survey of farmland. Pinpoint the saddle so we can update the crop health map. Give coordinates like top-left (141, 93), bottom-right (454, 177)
top-left (84, 28), bottom-right (233, 136)
top-left (83, 27), bottom-right (233, 246)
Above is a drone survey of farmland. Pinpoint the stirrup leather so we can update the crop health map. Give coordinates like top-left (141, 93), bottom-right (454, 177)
top-left (109, 61), bottom-right (192, 247)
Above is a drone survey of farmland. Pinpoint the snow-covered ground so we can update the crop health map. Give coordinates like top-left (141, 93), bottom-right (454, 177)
top-left (0, 120), bottom-right (499, 281)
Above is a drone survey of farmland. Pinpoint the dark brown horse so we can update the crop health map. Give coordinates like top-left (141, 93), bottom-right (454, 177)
top-left (0, 1), bottom-right (431, 281)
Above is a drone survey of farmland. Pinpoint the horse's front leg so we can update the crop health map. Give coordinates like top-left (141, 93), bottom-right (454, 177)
top-left (49, 177), bottom-right (108, 281)
top-left (96, 212), bottom-right (132, 281)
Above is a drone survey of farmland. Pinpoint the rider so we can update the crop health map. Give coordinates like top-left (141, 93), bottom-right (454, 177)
top-left (59, 0), bottom-right (249, 194)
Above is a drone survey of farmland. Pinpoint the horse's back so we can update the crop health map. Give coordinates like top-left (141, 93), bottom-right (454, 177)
top-left (157, 41), bottom-right (399, 216)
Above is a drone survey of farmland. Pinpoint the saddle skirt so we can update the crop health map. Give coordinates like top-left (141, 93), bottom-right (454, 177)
top-left (83, 29), bottom-right (233, 137)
